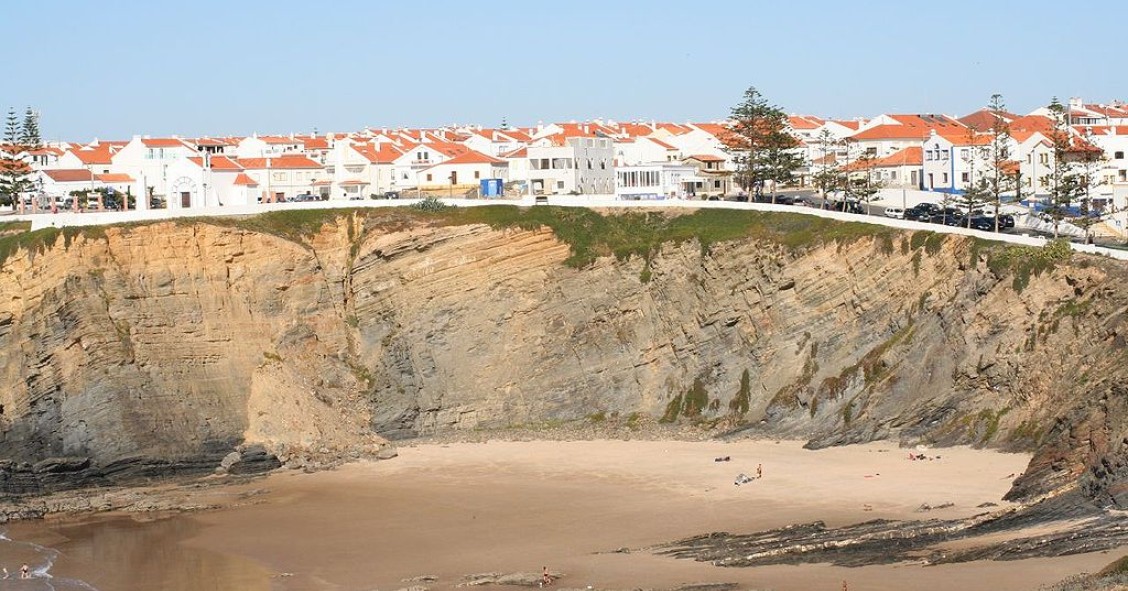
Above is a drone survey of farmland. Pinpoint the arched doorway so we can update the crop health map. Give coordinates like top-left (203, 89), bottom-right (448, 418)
top-left (168, 176), bottom-right (197, 209)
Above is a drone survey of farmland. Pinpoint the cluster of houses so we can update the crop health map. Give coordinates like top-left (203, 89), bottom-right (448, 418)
top-left (5, 96), bottom-right (1127, 213)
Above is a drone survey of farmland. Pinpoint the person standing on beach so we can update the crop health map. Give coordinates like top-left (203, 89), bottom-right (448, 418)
top-left (21, 564), bottom-right (30, 579)
top-left (756, 463), bottom-right (763, 479)
top-left (542, 566), bottom-right (551, 586)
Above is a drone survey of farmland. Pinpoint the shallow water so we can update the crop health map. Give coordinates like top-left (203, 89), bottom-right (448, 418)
top-left (1, 515), bottom-right (271, 591)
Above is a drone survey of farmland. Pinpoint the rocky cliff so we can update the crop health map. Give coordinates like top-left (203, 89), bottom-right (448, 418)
top-left (0, 207), bottom-right (1126, 511)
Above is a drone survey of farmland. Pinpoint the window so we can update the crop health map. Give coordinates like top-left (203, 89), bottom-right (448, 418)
top-left (474, 171), bottom-right (480, 179)
top-left (272, 172), bottom-right (285, 182)
top-left (1116, 151), bottom-right (1125, 160)
top-left (426, 174), bottom-right (432, 182)
top-left (926, 151), bottom-right (933, 161)
top-left (941, 150), bottom-right (949, 161)
top-left (1039, 153), bottom-right (1049, 165)
top-left (960, 149), bottom-right (969, 160)
top-left (942, 173), bottom-right (949, 184)
top-left (557, 181), bottom-right (564, 189)
top-left (961, 172), bottom-right (969, 182)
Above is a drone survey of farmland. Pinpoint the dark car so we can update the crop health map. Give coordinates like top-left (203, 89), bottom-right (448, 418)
top-left (955, 216), bottom-right (996, 231)
top-left (998, 214), bottom-right (1015, 228)
top-left (381, 191), bottom-right (401, 199)
top-left (905, 203), bottom-right (940, 221)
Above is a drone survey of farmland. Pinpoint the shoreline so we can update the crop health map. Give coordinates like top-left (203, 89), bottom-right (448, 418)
top-left (1, 438), bottom-right (1118, 591)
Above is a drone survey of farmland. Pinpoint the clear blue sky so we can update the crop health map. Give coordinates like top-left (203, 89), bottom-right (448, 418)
top-left (5, 0), bottom-right (1125, 141)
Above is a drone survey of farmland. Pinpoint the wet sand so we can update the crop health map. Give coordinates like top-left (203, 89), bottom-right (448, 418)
top-left (3, 440), bottom-right (1117, 590)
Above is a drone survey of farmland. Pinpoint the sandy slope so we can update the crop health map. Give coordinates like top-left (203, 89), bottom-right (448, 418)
top-left (163, 439), bottom-right (1112, 591)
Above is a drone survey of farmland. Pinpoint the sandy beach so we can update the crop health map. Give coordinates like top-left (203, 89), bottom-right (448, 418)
top-left (4, 439), bottom-right (1117, 590)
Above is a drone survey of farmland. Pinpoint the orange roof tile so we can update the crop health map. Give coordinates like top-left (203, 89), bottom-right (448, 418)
top-left (425, 150), bottom-right (505, 167)
top-left (236, 155), bottom-right (322, 170)
top-left (94, 173), bottom-right (134, 183)
top-left (69, 145), bottom-right (115, 165)
top-left (43, 169), bottom-right (94, 182)
top-left (187, 155), bottom-right (243, 170)
top-left (353, 143), bottom-right (404, 164)
top-left (685, 154), bottom-right (725, 163)
top-left (233, 173), bottom-right (258, 186)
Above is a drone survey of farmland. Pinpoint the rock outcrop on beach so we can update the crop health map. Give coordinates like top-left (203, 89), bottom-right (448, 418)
top-left (1, 207), bottom-right (1127, 512)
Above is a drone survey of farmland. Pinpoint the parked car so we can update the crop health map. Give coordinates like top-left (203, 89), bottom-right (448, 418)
top-left (381, 191), bottom-right (401, 199)
top-left (954, 216), bottom-right (996, 231)
top-left (883, 207), bottom-right (905, 219)
top-left (998, 214), bottom-right (1015, 228)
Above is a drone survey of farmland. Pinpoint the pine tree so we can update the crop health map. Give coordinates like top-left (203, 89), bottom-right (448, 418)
top-left (0, 107), bottom-right (30, 208)
top-left (1043, 97), bottom-right (1086, 239)
top-left (725, 86), bottom-right (802, 202)
top-left (20, 107), bottom-right (41, 150)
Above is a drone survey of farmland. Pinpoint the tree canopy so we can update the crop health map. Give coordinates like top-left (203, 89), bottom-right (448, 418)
top-left (725, 86), bottom-right (802, 202)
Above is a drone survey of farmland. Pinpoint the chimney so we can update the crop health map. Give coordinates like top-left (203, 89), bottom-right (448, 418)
top-left (1069, 97), bottom-right (1083, 109)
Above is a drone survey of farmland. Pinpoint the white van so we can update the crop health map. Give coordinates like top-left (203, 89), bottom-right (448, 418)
top-left (883, 207), bottom-right (905, 219)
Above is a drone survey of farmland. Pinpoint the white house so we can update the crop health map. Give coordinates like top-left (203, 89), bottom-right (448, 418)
top-left (459, 128), bottom-right (530, 157)
top-left (235, 134), bottom-right (304, 158)
top-left (389, 141), bottom-right (471, 190)
top-left (110, 137), bottom-right (197, 199)
top-left (235, 154), bottom-right (325, 202)
top-left (615, 137), bottom-right (681, 166)
top-left (681, 154), bottom-right (731, 196)
top-left (416, 150), bottom-right (508, 191)
top-left (165, 155), bottom-right (257, 208)
top-left (615, 162), bottom-right (697, 199)
top-left (522, 135), bottom-right (614, 195)
top-left (920, 131), bottom-right (995, 193)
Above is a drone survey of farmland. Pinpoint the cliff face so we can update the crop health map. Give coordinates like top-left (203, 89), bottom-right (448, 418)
top-left (1, 209), bottom-right (1126, 508)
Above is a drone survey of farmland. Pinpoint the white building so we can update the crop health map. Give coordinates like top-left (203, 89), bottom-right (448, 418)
top-left (165, 155), bottom-right (258, 208)
top-left (522, 136), bottom-right (614, 195)
top-left (417, 151), bottom-right (508, 191)
top-left (235, 154), bottom-right (325, 202)
top-left (615, 162), bottom-right (697, 199)
top-left (110, 137), bottom-right (197, 199)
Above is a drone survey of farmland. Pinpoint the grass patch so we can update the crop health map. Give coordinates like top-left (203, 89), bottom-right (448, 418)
top-left (414, 206), bottom-right (901, 268)
top-left (985, 239), bottom-right (1072, 293)
top-left (186, 209), bottom-right (351, 246)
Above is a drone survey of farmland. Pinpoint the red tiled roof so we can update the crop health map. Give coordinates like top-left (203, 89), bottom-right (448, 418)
top-left (685, 154), bottom-right (725, 163)
top-left (43, 169), bottom-right (94, 182)
top-left (258, 135), bottom-right (299, 145)
top-left (958, 109), bottom-right (1018, 131)
top-left (188, 155), bottom-right (244, 170)
top-left (844, 146), bottom-right (923, 170)
top-left (425, 150), bottom-right (505, 168)
top-left (68, 145), bottom-right (115, 165)
top-left (236, 155), bottom-right (322, 170)
top-left (339, 179), bottom-right (369, 186)
top-left (501, 147), bottom-right (528, 158)
top-left (95, 173), bottom-right (134, 183)
top-left (353, 143), bottom-right (404, 164)
top-left (233, 173), bottom-right (258, 186)
top-left (302, 137), bottom-right (330, 150)
top-left (788, 115), bottom-right (825, 130)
